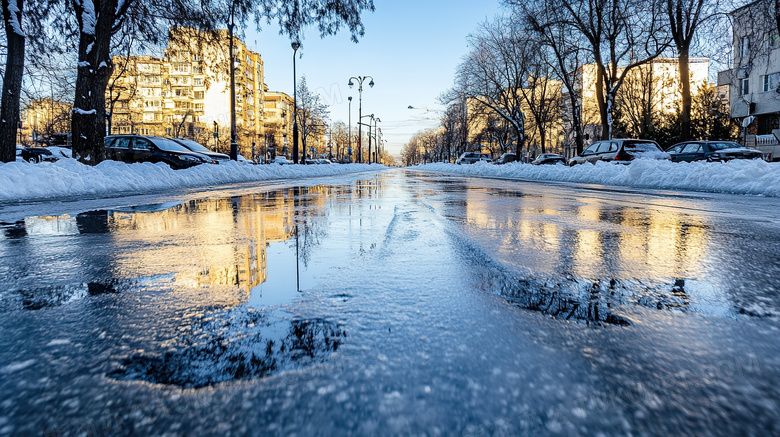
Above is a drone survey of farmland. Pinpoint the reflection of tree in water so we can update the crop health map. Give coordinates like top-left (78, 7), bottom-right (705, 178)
top-left (480, 272), bottom-right (695, 326)
top-left (291, 186), bottom-right (330, 268)
top-left (109, 307), bottom-right (345, 388)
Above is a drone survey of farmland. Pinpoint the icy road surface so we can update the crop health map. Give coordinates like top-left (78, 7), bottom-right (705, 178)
top-left (1, 170), bottom-right (779, 435)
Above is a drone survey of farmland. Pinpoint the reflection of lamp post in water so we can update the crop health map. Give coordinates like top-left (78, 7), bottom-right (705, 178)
top-left (293, 187), bottom-right (301, 291)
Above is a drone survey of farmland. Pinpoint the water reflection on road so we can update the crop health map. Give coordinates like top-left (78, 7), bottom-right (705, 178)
top-left (1, 170), bottom-right (779, 435)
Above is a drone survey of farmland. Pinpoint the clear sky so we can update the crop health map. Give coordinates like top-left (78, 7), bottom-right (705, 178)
top-left (244, 0), bottom-right (504, 157)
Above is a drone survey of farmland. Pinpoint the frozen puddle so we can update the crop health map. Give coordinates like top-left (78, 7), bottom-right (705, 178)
top-left (109, 306), bottom-right (345, 388)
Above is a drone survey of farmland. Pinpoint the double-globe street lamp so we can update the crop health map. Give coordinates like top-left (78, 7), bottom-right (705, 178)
top-left (348, 76), bottom-right (374, 163)
top-left (291, 41), bottom-right (301, 164)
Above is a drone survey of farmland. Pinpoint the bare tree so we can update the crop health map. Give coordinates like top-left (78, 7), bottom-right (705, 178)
top-left (457, 17), bottom-right (530, 155)
top-left (664, 0), bottom-right (722, 140)
top-left (539, 0), bottom-right (670, 140)
top-left (295, 75), bottom-right (329, 160)
top-left (520, 0), bottom-right (589, 154)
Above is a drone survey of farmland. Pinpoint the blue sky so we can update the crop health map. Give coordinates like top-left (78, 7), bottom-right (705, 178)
top-left (245, 0), bottom-right (504, 156)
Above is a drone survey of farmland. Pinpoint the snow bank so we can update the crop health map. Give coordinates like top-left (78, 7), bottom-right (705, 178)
top-left (417, 159), bottom-right (780, 197)
top-left (0, 159), bottom-right (380, 202)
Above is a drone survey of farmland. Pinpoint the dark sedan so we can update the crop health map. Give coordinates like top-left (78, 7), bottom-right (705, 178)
top-left (16, 145), bottom-right (57, 163)
top-left (104, 135), bottom-right (216, 169)
top-left (171, 138), bottom-right (230, 162)
top-left (665, 141), bottom-right (764, 162)
top-left (532, 153), bottom-right (566, 165)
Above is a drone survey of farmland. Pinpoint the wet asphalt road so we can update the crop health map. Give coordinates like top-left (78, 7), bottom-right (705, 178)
top-left (1, 169), bottom-right (779, 436)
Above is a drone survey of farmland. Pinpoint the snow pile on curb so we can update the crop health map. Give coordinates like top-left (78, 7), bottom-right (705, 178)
top-left (417, 159), bottom-right (780, 196)
top-left (0, 159), bottom-right (381, 202)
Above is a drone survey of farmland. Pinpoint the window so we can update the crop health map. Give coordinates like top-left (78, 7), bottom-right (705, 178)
top-left (769, 30), bottom-right (780, 49)
top-left (763, 73), bottom-right (780, 92)
top-left (133, 138), bottom-right (153, 150)
top-left (682, 143), bottom-right (701, 153)
top-left (740, 36), bottom-right (751, 57)
top-left (113, 137), bottom-right (131, 149)
top-left (193, 78), bottom-right (204, 86)
top-left (194, 103), bottom-right (204, 111)
top-left (194, 66), bottom-right (203, 74)
top-left (194, 91), bottom-right (204, 99)
top-left (741, 78), bottom-right (750, 95)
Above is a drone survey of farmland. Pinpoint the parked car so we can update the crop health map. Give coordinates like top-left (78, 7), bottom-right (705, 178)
top-left (104, 135), bottom-right (216, 169)
top-left (170, 138), bottom-right (230, 162)
top-left (665, 141), bottom-right (764, 162)
top-left (532, 153), bottom-right (566, 165)
top-left (16, 145), bottom-right (57, 163)
top-left (568, 139), bottom-right (666, 165)
top-left (456, 152), bottom-right (492, 164)
top-left (270, 156), bottom-right (292, 165)
top-left (494, 153), bottom-right (518, 164)
top-left (48, 133), bottom-right (71, 146)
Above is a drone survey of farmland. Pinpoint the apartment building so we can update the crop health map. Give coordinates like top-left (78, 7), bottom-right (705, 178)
top-left (20, 98), bottom-right (72, 144)
top-left (718, 0), bottom-right (780, 159)
top-left (262, 91), bottom-right (295, 158)
top-left (107, 28), bottom-right (266, 160)
top-left (568, 58), bottom-right (709, 149)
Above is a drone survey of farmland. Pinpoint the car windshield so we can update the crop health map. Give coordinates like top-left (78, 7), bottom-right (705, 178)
top-left (150, 137), bottom-right (192, 153)
top-left (175, 139), bottom-right (211, 153)
top-left (710, 142), bottom-right (742, 150)
top-left (623, 141), bottom-right (659, 151)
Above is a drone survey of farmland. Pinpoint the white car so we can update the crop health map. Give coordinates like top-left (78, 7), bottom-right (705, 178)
top-left (271, 156), bottom-right (292, 165)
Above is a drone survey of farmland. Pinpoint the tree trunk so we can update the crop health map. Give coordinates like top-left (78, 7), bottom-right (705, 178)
top-left (0, 0), bottom-right (25, 163)
top-left (595, 66), bottom-right (610, 140)
top-left (567, 86), bottom-right (584, 155)
top-left (678, 47), bottom-right (691, 140)
top-left (71, 0), bottom-right (118, 165)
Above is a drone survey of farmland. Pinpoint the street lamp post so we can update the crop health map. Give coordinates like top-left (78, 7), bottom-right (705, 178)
top-left (348, 76), bottom-right (374, 163)
top-left (348, 96), bottom-right (352, 163)
top-left (292, 41), bottom-right (301, 164)
top-left (360, 114), bottom-right (371, 164)
top-left (228, 2), bottom-right (238, 160)
top-left (373, 117), bottom-right (381, 163)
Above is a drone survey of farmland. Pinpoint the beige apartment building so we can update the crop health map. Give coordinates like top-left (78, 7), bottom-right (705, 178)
top-left (20, 98), bottom-right (72, 144)
top-left (566, 57), bottom-right (709, 155)
top-left (107, 29), bottom-right (267, 160)
top-left (262, 91), bottom-right (295, 158)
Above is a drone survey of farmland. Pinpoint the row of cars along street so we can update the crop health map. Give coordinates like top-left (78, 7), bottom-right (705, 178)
top-left (459, 139), bottom-right (766, 167)
top-left (17, 134), bottom-right (341, 168)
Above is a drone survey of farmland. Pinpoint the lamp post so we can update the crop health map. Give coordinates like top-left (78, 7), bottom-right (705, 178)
top-left (373, 117), bottom-right (381, 164)
top-left (348, 96), bottom-right (352, 163)
top-left (348, 76), bottom-right (374, 163)
top-left (228, 1), bottom-right (238, 161)
top-left (292, 41), bottom-right (301, 164)
top-left (360, 114), bottom-right (373, 164)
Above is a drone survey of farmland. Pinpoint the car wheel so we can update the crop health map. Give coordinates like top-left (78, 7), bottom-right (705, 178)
top-left (30, 155), bottom-right (41, 163)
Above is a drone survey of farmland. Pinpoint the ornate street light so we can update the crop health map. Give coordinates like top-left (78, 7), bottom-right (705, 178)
top-left (292, 41), bottom-right (301, 164)
top-left (228, 1), bottom-right (238, 160)
top-left (348, 76), bottom-right (374, 163)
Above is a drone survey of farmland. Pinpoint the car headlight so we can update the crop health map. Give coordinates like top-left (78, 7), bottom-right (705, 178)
top-left (180, 155), bottom-right (201, 162)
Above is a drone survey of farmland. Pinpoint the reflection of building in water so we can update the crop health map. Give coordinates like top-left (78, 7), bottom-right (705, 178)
top-left (108, 195), bottom-right (298, 293)
top-left (458, 186), bottom-right (709, 280)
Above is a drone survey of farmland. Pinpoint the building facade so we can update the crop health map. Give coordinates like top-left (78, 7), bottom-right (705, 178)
top-left (20, 98), bottom-right (72, 145)
top-left (262, 91), bottom-right (294, 159)
top-left (718, 0), bottom-right (780, 159)
top-left (107, 29), bottom-right (267, 160)
top-left (568, 57), bottom-right (709, 152)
